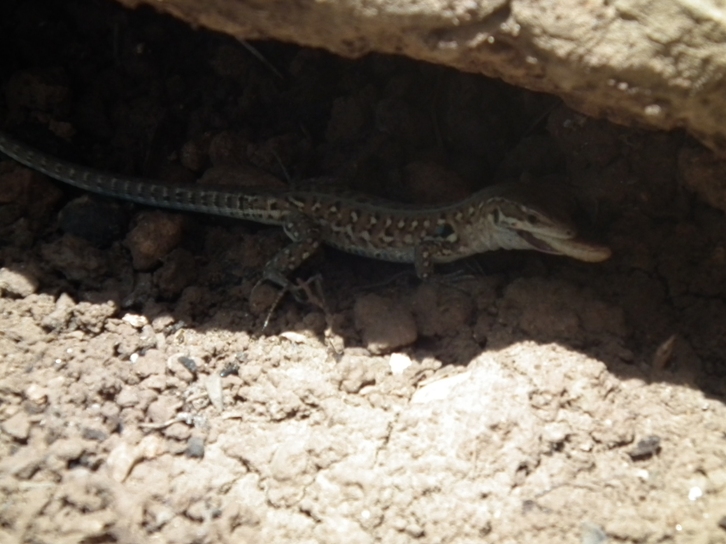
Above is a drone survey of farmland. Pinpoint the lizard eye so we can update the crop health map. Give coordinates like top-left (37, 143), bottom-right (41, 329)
top-left (434, 223), bottom-right (455, 239)
top-left (490, 209), bottom-right (501, 224)
top-left (526, 214), bottom-right (539, 224)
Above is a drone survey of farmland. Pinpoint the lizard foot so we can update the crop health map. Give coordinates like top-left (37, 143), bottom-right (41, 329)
top-left (261, 274), bottom-right (328, 330)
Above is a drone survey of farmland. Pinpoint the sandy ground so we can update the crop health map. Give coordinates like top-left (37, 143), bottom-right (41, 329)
top-left (2, 1), bottom-right (726, 543)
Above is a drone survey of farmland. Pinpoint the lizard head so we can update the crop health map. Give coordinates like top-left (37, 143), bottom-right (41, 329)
top-left (486, 196), bottom-right (612, 263)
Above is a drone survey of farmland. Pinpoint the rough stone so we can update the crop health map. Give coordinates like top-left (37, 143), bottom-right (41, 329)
top-left (353, 294), bottom-right (418, 354)
top-left (116, 0), bottom-right (726, 161)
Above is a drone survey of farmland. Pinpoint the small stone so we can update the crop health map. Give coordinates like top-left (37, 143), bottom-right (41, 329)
top-left (154, 248), bottom-right (198, 298)
top-left (145, 502), bottom-right (175, 532)
top-left (42, 292), bottom-right (75, 330)
top-left (49, 438), bottom-right (85, 461)
top-left (147, 396), bottom-right (181, 424)
top-left (24, 384), bottom-right (48, 405)
top-left (163, 422), bottom-right (192, 441)
top-left (280, 331), bottom-right (308, 344)
top-left (0, 266), bottom-right (38, 298)
top-left (0, 447), bottom-right (44, 479)
top-left (628, 436), bottom-right (661, 460)
top-left (354, 294), bottom-right (417, 354)
top-left (124, 211), bottom-right (185, 270)
top-left (411, 283), bottom-right (475, 337)
top-left (1, 411), bottom-right (31, 440)
top-left (178, 356), bottom-right (198, 374)
top-left (338, 356), bottom-right (379, 394)
top-left (167, 354), bottom-right (198, 383)
top-left (411, 371), bottom-right (471, 403)
top-left (186, 501), bottom-right (208, 522)
top-left (206, 373), bottom-right (224, 411)
top-left (134, 350), bottom-right (167, 378)
top-left (116, 387), bottom-right (140, 408)
top-left (82, 427), bottom-right (108, 441)
top-left (186, 436), bottom-right (205, 458)
top-left (122, 313), bottom-right (149, 329)
top-left (141, 374), bottom-right (168, 391)
top-left (542, 422), bottom-right (570, 445)
top-left (39, 235), bottom-right (108, 282)
top-left (108, 436), bottom-right (165, 483)
top-left (106, 442), bottom-right (137, 483)
top-left (100, 401), bottom-right (121, 420)
top-left (0, 163), bottom-right (62, 221)
top-left (58, 196), bottom-right (128, 247)
top-left (389, 353), bottom-right (413, 375)
top-left (581, 521), bottom-right (608, 544)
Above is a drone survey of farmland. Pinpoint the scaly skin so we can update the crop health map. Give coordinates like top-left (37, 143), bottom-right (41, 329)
top-left (0, 131), bottom-right (611, 287)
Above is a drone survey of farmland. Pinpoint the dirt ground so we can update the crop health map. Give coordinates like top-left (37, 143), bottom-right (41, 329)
top-left (2, 1), bottom-right (726, 543)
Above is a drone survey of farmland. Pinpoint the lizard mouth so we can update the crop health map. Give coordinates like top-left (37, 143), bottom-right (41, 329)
top-left (517, 231), bottom-right (561, 253)
top-left (517, 231), bottom-right (612, 263)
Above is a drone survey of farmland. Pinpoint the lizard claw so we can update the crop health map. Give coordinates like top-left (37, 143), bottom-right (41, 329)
top-left (261, 274), bottom-right (328, 330)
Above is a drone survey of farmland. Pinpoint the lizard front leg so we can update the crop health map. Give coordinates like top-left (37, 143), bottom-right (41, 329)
top-left (414, 242), bottom-right (437, 279)
top-left (414, 239), bottom-right (460, 279)
top-left (261, 213), bottom-right (322, 290)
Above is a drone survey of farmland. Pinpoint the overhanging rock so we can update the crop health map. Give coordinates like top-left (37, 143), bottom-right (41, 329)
top-left (117, 0), bottom-right (726, 158)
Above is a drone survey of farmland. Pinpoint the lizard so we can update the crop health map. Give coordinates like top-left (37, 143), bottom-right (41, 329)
top-left (0, 130), bottom-right (611, 291)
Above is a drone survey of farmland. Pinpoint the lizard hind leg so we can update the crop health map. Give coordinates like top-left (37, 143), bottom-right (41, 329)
top-left (261, 213), bottom-right (322, 290)
top-left (261, 273), bottom-right (328, 330)
top-left (257, 213), bottom-right (326, 328)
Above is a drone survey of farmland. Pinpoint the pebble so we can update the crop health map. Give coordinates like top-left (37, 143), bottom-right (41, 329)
top-left (0, 266), bottom-right (39, 298)
top-left (2, 410), bottom-right (31, 440)
top-left (353, 294), bottom-right (417, 354)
